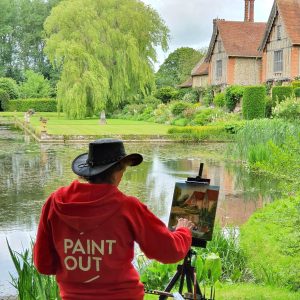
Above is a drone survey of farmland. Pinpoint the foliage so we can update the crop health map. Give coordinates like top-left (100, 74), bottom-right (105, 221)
top-left (213, 92), bottom-right (225, 107)
top-left (7, 98), bottom-right (57, 112)
top-left (0, 0), bottom-right (60, 81)
top-left (242, 86), bottom-right (266, 120)
top-left (155, 47), bottom-right (205, 88)
top-left (0, 77), bottom-right (19, 99)
top-left (291, 80), bottom-right (300, 89)
top-left (44, 0), bottom-right (169, 119)
top-left (225, 85), bottom-right (244, 112)
top-left (272, 95), bottom-right (300, 120)
top-left (19, 70), bottom-right (52, 98)
top-left (0, 88), bottom-right (10, 111)
top-left (143, 95), bottom-right (161, 108)
top-left (232, 118), bottom-right (299, 164)
top-left (168, 125), bottom-right (231, 141)
top-left (154, 86), bottom-right (178, 104)
top-left (241, 195), bottom-right (300, 290)
top-left (170, 101), bottom-right (192, 116)
top-left (182, 90), bottom-right (199, 103)
top-left (294, 87), bottom-right (300, 98)
top-left (193, 108), bottom-right (218, 125)
top-left (272, 86), bottom-right (293, 103)
top-left (7, 241), bottom-right (61, 299)
top-left (202, 86), bottom-right (214, 107)
top-left (265, 95), bottom-right (273, 118)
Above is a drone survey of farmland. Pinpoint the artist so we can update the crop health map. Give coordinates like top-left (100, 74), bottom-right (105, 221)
top-left (33, 139), bottom-right (194, 300)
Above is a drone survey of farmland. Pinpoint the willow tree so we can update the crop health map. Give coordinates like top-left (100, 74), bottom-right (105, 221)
top-left (44, 0), bottom-right (169, 119)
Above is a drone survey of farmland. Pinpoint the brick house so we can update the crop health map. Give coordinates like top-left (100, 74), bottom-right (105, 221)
top-left (259, 0), bottom-right (300, 83)
top-left (189, 0), bottom-right (266, 89)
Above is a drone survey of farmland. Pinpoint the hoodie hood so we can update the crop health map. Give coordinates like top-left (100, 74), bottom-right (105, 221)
top-left (52, 180), bottom-right (122, 233)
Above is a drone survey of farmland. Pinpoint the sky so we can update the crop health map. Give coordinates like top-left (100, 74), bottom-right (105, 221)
top-left (141, 0), bottom-right (274, 68)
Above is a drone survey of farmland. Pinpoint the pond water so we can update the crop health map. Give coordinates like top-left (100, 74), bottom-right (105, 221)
top-left (0, 122), bottom-right (281, 296)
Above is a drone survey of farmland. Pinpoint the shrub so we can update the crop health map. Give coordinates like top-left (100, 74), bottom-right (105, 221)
top-left (7, 98), bottom-right (57, 112)
top-left (272, 95), bottom-right (300, 120)
top-left (154, 86), bottom-right (178, 104)
top-left (272, 86), bottom-right (293, 103)
top-left (294, 87), bottom-right (300, 98)
top-left (242, 86), bottom-right (266, 120)
top-left (182, 90), bottom-right (199, 103)
top-left (143, 95), bottom-right (161, 108)
top-left (0, 88), bottom-right (10, 111)
top-left (225, 85), bottom-right (244, 112)
top-left (0, 77), bottom-right (19, 99)
top-left (170, 101), bottom-right (191, 116)
top-left (291, 80), bottom-right (300, 89)
top-left (213, 92), bottom-right (225, 107)
top-left (241, 195), bottom-right (300, 290)
top-left (202, 86), bottom-right (214, 106)
top-left (19, 70), bottom-right (52, 98)
top-left (193, 108), bottom-right (216, 125)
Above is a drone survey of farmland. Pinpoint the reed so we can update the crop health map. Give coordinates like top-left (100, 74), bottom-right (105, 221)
top-left (7, 240), bottom-right (60, 300)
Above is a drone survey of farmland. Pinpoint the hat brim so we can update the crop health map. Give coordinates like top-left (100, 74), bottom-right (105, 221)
top-left (72, 152), bottom-right (143, 177)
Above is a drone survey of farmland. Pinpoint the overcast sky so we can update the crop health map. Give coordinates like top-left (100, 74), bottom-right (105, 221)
top-left (141, 0), bottom-right (275, 68)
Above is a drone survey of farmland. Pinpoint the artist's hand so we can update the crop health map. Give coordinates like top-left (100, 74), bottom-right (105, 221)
top-left (175, 218), bottom-right (194, 231)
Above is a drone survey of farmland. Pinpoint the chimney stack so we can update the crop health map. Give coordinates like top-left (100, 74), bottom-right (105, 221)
top-left (244, 0), bottom-right (255, 22)
top-left (244, 0), bottom-right (249, 22)
top-left (249, 0), bottom-right (255, 22)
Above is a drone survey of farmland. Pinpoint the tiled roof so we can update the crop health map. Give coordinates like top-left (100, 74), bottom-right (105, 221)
top-left (206, 20), bottom-right (266, 60)
top-left (277, 0), bottom-right (300, 44)
top-left (260, 0), bottom-right (300, 50)
top-left (178, 77), bottom-right (192, 88)
top-left (191, 61), bottom-right (209, 76)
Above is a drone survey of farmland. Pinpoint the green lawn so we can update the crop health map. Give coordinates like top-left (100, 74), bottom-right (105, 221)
top-left (0, 112), bottom-right (172, 136)
top-left (144, 284), bottom-right (300, 299)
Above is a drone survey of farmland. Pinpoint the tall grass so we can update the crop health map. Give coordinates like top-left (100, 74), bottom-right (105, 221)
top-left (231, 119), bottom-right (299, 164)
top-left (7, 240), bottom-right (60, 300)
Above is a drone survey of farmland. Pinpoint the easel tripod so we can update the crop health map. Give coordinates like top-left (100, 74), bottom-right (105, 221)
top-left (158, 249), bottom-right (206, 300)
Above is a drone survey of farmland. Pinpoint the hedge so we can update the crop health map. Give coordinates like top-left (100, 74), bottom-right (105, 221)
top-left (7, 98), bottom-right (57, 112)
top-left (242, 86), bottom-right (266, 120)
top-left (272, 86), bottom-right (293, 103)
top-left (294, 87), bottom-right (300, 98)
top-left (168, 125), bottom-right (231, 141)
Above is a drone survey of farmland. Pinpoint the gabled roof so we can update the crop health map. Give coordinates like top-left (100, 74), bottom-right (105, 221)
top-left (191, 59), bottom-right (209, 76)
top-left (206, 20), bottom-right (266, 62)
top-left (178, 77), bottom-right (192, 88)
top-left (259, 0), bottom-right (300, 50)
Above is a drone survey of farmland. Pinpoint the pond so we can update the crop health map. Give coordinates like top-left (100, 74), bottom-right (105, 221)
top-left (0, 123), bottom-right (281, 296)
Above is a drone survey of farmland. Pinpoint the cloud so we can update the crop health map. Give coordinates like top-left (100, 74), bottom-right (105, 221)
top-left (142, 0), bottom-right (274, 67)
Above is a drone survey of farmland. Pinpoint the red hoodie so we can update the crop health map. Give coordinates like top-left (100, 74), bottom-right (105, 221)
top-left (33, 180), bottom-right (191, 299)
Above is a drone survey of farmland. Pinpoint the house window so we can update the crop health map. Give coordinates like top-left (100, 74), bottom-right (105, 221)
top-left (218, 41), bottom-right (222, 52)
top-left (277, 25), bottom-right (282, 40)
top-left (274, 50), bottom-right (283, 73)
top-left (216, 60), bottom-right (222, 78)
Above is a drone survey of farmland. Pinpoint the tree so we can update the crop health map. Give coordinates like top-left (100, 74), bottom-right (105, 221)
top-left (44, 0), bottom-right (169, 119)
top-left (0, 0), bottom-right (60, 81)
top-left (19, 70), bottom-right (52, 98)
top-left (155, 47), bottom-right (206, 88)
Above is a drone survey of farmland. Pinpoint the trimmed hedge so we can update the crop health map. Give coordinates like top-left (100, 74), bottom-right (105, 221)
top-left (0, 88), bottom-right (10, 111)
top-left (272, 86), bottom-right (293, 103)
top-left (7, 98), bottom-right (57, 112)
top-left (242, 86), bottom-right (266, 120)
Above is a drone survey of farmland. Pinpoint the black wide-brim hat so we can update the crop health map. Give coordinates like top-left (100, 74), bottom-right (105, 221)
top-left (72, 139), bottom-right (143, 177)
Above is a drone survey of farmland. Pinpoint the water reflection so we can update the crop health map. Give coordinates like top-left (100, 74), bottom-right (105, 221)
top-left (0, 125), bottom-right (281, 296)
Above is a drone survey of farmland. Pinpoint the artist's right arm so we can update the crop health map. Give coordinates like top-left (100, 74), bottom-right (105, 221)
top-left (125, 197), bottom-right (192, 264)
